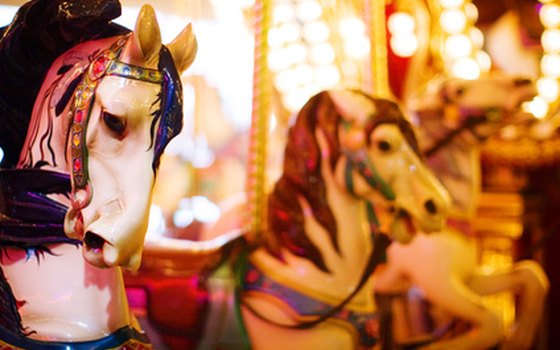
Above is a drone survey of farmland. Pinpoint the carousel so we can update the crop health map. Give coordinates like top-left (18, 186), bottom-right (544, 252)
top-left (0, 0), bottom-right (555, 349)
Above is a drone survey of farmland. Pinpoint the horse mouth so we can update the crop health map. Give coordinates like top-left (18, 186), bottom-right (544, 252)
top-left (397, 209), bottom-right (416, 234)
top-left (391, 208), bottom-right (417, 244)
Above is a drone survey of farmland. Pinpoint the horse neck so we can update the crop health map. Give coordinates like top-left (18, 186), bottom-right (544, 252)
top-left (329, 194), bottom-right (374, 265)
top-left (419, 111), bottom-right (482, 220)
top-left (17, 101), bottom-right (71, 172)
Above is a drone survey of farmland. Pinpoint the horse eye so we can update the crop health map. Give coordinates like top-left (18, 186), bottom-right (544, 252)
top-left (103, 112), bottom-right (126, 137)
top-left (377, 140), bottom-right (391, 152)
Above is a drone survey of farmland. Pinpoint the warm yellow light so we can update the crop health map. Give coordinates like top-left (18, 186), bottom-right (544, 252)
top-left (388, 12), bottom-right (416, 34)
top-left (542, 29), bottom-right (560, 52)
top-left (439, 0), bottom-right (464, 9)
top-left (302, 21), bottom-right (330, 43)
top-left (285, 44), bottom-right (307, 64)
top-left (294, 64), bottom-right (314, 85)
top-left (475, 50), bottom-right (492, 73)
top-left (345, 36), bottom-right (371, 59)
top-left (540, 4), bottom-right (560, 28)
top-left (268, 27), bottom-right (284, 48)
top-left (296, 0), bottom-right (322, 22)
top-left (469, 27), bottom-right (484, 49)
top-left (314, 64), bottom-right (341, 87)
top-left (273, 3), bottom-right (295, 24)
top-left (537, 77), bottom-right (560, 102)
top-left (239, 0), bottom-right (256, 8)
top-left (390, 33), bottom-right (419, 57)
top-left (268, 48), bottom-right (292, 71)
top-left (275, 69), bottom-right (298, 93)
top-left (283, 90), bottom-right (308, 112)
top-left (541, 53), bottom-right (560, 77)
top-left (445, 34), bottom-right (472, 59)
top-left (279, 23), bottom-right (301, 43)
top-left (339, 17), bottom-right (367, 37)
top-left (310, 43), bottom-right (336, 64)
top-left (523, 96), bottom-right (549, 119)
top-left (284, 85), bottom-right (321, 112)
top-left (440, 9), bottom-right (467, 34)
top-left (465, 2), bottom-right (479, 22)
top-left (452, 57), bottom-right (480, 79)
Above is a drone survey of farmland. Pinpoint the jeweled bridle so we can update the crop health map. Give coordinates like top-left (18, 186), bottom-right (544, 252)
top-left (70, 35), bottom-right (163, 210)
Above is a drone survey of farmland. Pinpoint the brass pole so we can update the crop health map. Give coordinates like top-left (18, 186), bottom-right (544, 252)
top-left (366, 0), bottom-right (391, 98)
top-left (246, 0), bottom-right (272, 242)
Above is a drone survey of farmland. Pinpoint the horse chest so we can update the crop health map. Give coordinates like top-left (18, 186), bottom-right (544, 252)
top-left (1, 245), bottom-right (130, 340)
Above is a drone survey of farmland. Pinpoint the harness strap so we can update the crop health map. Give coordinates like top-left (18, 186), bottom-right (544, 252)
top-left (236, 233), bottom-right (391, 330)
top-left (69, 35), bottom-right (163, 210)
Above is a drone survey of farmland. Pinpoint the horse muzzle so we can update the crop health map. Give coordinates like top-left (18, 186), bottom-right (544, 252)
top-left (82, 230), bottom-right (142, 269)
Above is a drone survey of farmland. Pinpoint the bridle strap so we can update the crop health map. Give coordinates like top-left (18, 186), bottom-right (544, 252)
top-left (69, 35), bottom-right (163, 209)
top-left (238, 140), bottom-right (395, 330)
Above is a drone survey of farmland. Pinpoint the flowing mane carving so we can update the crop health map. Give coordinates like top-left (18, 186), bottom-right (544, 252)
top-left (265, 90), bottom-right (422, 272)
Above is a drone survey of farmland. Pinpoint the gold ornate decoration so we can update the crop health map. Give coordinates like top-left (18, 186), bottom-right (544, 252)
top-left (246, 0), bottom-right (273, 242)
top-left (366, 0), bottom-right (391, 98)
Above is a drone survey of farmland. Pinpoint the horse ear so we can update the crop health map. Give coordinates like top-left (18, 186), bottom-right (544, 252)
top-left (129, 4), bottom-right (162, 67)
top-left (167, 23), bottom-right (198, 74)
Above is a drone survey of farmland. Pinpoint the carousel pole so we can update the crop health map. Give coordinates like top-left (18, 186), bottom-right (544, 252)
top-left (246, 0), bottom-right (272, 243)
top-left (366, 0), bottom-right (391, 98)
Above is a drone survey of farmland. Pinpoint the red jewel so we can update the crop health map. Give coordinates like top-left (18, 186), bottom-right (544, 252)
top-left (75, 109), bottom-right (83, 123)
top-left (92, 56), bottom-right (109, 78)
top-left (246, 269), bottom-right (259, 283)
top-left (74, 158), bottom-right (82, 172)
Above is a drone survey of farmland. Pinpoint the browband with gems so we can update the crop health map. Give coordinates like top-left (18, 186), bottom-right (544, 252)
top-left (70, 36), bottom-right (163, 210)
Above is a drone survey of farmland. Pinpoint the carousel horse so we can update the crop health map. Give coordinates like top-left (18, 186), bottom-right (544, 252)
top-left (194, 89), bottom-right (451, 350)
top-left (0, 0), bottom-right (196, 348)
top-left (372, 74), bottom-right (550, 350)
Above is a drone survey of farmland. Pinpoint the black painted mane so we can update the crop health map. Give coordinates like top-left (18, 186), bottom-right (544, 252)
top-left (0, 0), bottom-right (127, 168)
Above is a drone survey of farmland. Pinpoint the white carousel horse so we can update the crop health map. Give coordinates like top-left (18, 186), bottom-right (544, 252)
top-left (409, 74), bottom-right (537, 220)
top-left (0, 1), bottom-right (196, 348)
top-left (372, 75), bottom-right (550, 350)
top-left (194, 89), bottom-right (451, 350)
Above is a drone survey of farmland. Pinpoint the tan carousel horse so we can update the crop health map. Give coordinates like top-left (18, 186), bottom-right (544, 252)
top-left (0, 1), bottom-right (196, 348)
top-left (194, 89), bottom-right (450, 350)
top-left (372, 74), bottom-right (550, 350)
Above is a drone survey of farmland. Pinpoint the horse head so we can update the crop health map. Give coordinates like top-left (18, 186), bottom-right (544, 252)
top-left (409, 74), bottom-right (537, 151)
top-left (265, 90), bottom-right (450, 272)
top-left (17, 5), bottom-right (197, 270)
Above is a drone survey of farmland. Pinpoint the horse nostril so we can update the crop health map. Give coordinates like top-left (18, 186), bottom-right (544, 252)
top-left (424, 199), bottom-right (437, 214)
top-left (514, 78), bottom-right (532, 87)
top-left (84, 231), bottom-right (106, 252)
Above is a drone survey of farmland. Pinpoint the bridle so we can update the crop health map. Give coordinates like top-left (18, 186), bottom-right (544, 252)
top-left (341, 119), bottom-right (396, 231)
top-left (69, 35), bottom-right (163, 211)
top-left (238, 117), bottom-right (395, 331)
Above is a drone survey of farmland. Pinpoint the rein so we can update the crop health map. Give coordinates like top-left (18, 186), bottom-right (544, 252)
top-left (69, 35), bottom-right (163, 210)
top-left (236, 233), bottom-right (391, 330)
top-left (238, 128), bottom-right (395, 330)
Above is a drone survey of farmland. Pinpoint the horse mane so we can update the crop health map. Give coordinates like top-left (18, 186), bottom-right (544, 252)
top-left (265, 90), bottom-right (421, 273)
top-left (151, 46), bottom-right (184, 172)
top-left (0, 0), bottom-right (127, 168)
